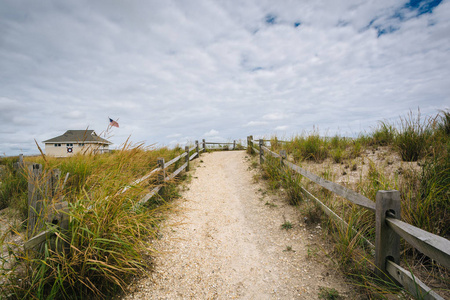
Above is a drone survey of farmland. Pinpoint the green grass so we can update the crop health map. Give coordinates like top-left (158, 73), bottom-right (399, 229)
top-left (259, 109), bottom-right (449, 298)
top-left (265, 201), bottom-right (277, 207)
top-left (318, 286), bottom-right (340, 300)
top-left (281, 220), bottom-right (293, 230)
top-left (284, 245), bottom-right (294, 252)
top-left (331, 147), bottom-right (344, 163)
top-left (394, 109), bottom-right (432, 162)
top-left (372, 121), bottom-right (396, 147)
top-left (292, 133), bottom-right (329, 162)
top-left (0, 157), bottom-right (28, 216)
top-left (437, 109), bottom-right (450, 135)
top-left (0, 143), bottom-right (187, 299)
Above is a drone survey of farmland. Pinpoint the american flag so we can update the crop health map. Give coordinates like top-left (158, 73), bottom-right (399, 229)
top-left (109, 118), bottom-right (119, 128)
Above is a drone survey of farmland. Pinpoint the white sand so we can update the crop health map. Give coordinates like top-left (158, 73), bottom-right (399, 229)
top-left (124, 151), bottom-right (358, 299)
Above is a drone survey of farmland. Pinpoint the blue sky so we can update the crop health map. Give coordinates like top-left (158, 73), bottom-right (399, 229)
top-left (0, 0), bottom-right (449, 155)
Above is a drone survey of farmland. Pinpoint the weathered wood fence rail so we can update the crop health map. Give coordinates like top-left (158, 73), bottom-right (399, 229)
top-left (134, 140), bottom-right (205, 207)
top-left (10, 155), bottom-right (70, 251)
top-left (204, 139), bottom-right (241, 150)
top-left (248, 137), bottom-right (449, 300)
top-left (22, 139), bottom-right (242, 251)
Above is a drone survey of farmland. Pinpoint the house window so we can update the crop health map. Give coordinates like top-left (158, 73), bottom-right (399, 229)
top-left (54, 144), bottom-right (61, 147)
top-left (66, 143), bottom-right (73, 147)
top-left (79, 143), bottom-right (85, 147)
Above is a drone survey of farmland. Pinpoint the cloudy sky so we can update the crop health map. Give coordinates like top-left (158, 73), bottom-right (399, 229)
top-left (1, 0), bottom-right (449, 155)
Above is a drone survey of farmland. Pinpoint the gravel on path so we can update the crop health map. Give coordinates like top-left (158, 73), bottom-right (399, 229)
top-left (123, 151), bottom-right (359, 299)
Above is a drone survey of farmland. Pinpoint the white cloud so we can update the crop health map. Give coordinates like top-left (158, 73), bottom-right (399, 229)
top-left (204, 129), bottom-right (219, 137)
top-left (263, 113), bottom-right (288, 121)
top-left (0, 0), bottom-right (449, 155)
top-left (275, 125), bottom-right (288, 131)
top-left (245, 121), bottom-right (269, 127)
top-left (63, 110), bottom-right (85, 119)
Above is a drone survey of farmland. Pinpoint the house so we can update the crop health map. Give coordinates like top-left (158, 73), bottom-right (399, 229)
top-left (43, 130), bottom-right (112, 157)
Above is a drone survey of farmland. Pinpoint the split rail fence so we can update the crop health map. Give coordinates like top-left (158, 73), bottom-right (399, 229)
top-left (22, 139), bottom-right (241, 251)
top-left (247, 136), bottom-right (449, 300)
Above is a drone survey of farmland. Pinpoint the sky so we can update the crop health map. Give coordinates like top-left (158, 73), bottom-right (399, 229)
top-left (1, 0), bottom-right (449, 156)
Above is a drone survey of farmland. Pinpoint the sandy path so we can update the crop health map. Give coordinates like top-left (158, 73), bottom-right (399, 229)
top-left (124, 151), bottom-right (357, 299)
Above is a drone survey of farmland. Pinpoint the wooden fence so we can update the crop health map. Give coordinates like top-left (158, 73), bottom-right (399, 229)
top-left (203, 139), bottom-right (241, 150)
top-left (21, 139), bottom-right (242, 251)
top-left (248, 137), bottom-right (449, 300)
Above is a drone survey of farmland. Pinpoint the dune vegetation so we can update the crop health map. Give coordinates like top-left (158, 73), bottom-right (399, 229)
top-left (258, 109), bottom-right (449, 298)
top-left (0, 142), bottom-right (185, 299)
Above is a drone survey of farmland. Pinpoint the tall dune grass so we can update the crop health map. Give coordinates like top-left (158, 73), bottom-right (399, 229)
top-left (394, 110), bottom-right (432, 162)
top-left (1, 143), bottom-right (185, 299)
top-left (260, 109), bottom-right (449, 297)
top-left (0, 157), bottom-right (28, 217)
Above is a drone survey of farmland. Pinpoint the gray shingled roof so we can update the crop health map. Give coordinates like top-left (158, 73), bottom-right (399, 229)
top-left (43, 130), bottom-right (112, 144)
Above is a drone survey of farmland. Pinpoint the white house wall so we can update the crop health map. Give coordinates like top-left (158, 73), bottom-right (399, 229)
top-left (45, 143), bottom-right (110, 157)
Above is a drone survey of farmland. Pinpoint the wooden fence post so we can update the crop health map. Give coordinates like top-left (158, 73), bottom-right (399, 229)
top-left (375, 190), bottom-right (401, 278)
top-left (28, 163), bottom-right (43, 238)
top-left (195, 140), bottom-right (199, 157)
top-left (28, 166), bottom-right (62, 231)
top-left (233, 140), bottom-right (236, 150)
top-left (280, 150), bottom-right (287, 167)
top-left (249, 135), bottom-right (254, 154)
top-left (202, 139), bottom-right (206, 152)
top-left (26, 165), bottom-right (69, 252)
top-left (13, 154), bottom-right (24, 171)
top-left (259, 139), bottom-right (264, 164)
top-left (50, 169), bottom-right (61, 197)
top-left (185, 146), bottom-right (190, 172)
top-left (157, 158), bottom-right (165, 184)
